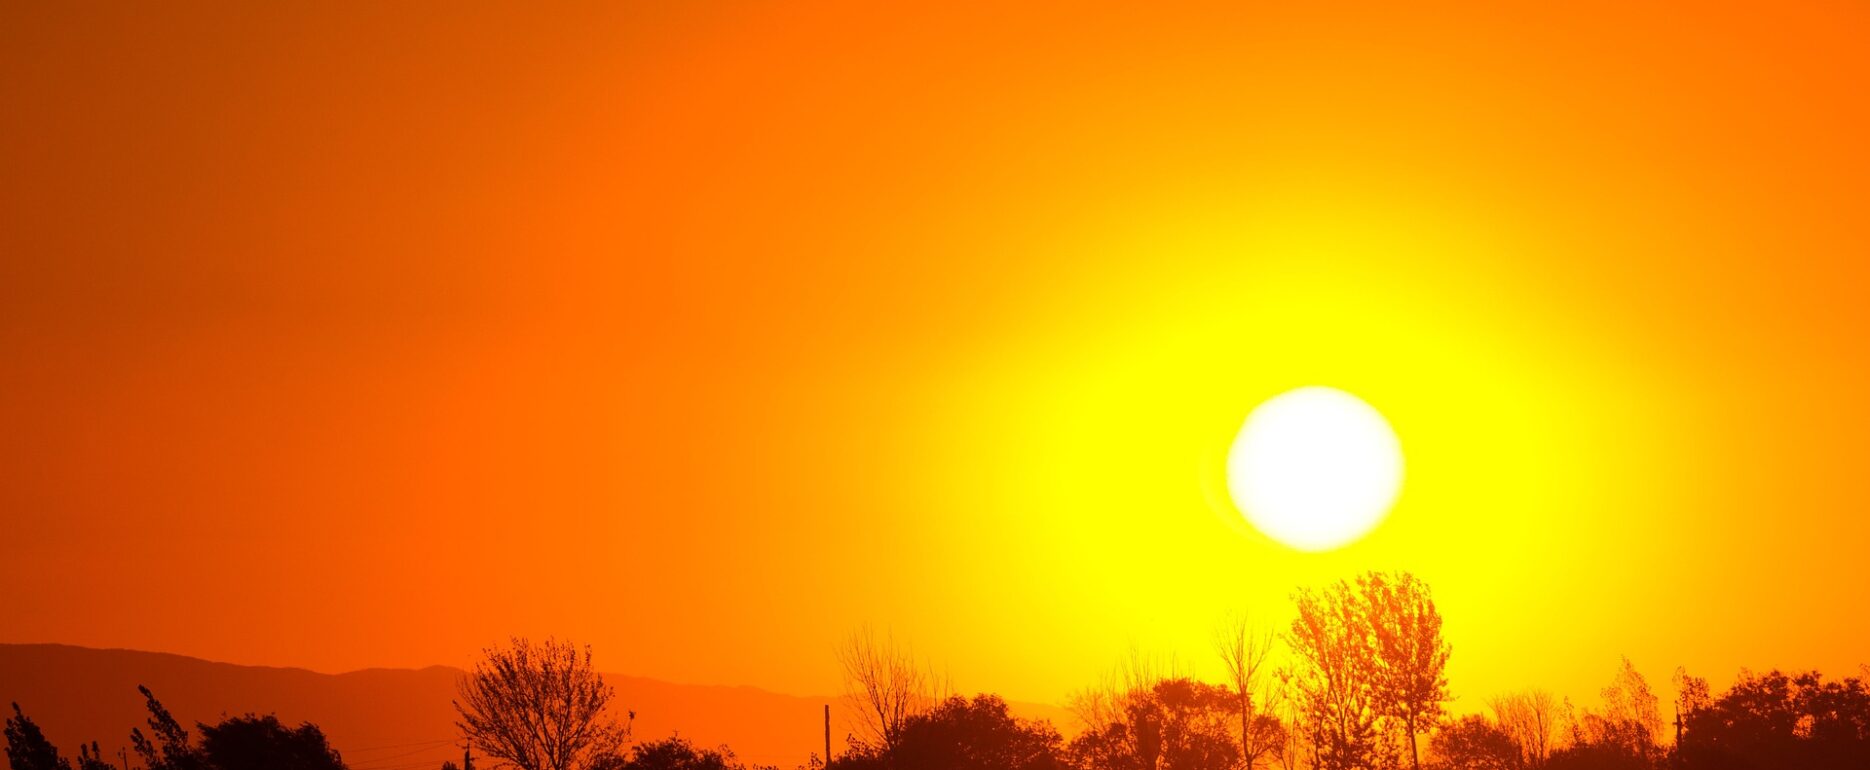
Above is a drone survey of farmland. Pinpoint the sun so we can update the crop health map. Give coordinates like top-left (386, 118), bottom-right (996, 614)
top-left (1226, 386), bottom-right (1404, 551)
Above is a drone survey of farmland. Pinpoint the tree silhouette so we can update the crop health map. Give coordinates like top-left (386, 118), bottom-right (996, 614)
top-left (1558, 657), bottom-right (1662, 768)
top-left (130, 686), bottom-right (206, 770)
top-left (75, 742), bottom-right (114, 770)
top-left (198, 714), bottom-right (346, 770)
top-left (1427, 715), bottom-right (1517, 770)
top-left (618, 737), bottom-right (746, 770)
top-left (6, 703), bottom-right (71, 770)
top-left (454, 638), bottom-right (632, 770)
top-left (1285, 580), bottom-right (1380, 770)
top-left (1068, 678), bottom-right (1240, 770)
top-left (1361, 573), bottom-right (1450, 770)
top-left (838, 629), bottom-right (944, 753)
top-left (835, 695), bottom-right (1062, 770)
top-left (1488, 690), bottom-right (1562, 768)
top-left (1214, 615), bottom-right (1283, 770)
top-left (1676, 669), bottom-right (1870, 770)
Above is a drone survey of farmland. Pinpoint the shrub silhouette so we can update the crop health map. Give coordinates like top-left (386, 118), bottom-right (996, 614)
top-left (833, 694), bottom-right (1063, 770)
top-left (614, 737), bottom-right (750, 770)
top-left (198, 714), bottom-right (345, 770)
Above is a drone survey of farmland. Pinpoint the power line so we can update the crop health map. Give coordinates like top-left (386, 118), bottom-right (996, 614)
top-left (346, 738), bottom-right (459, 754)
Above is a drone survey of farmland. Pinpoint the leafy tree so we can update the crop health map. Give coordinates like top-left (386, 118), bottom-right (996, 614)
top-left (1544, 659), bottom-right (1664, 770)
top-left (836, 695), bottom-right (1062, 770)
top-left (1361, 573), bottom-right (1451, 770)
top-left (1563, 658), bottom-right (1661, 768)
top-left (454, 638), bottom-right (633, 770)
top-left (1068, 679), bottom-right (1238, 770)
top-left (130, 686), bottom-right (206, 770)
top-left (618, 738), bottom-right (742, 770)
top-left (198, 714), bottom-right (346, 770)
top-left (1427, 715), bottom-right (1517, 770)
top-left (6, 703), bottom-right (71, 770)
top-left (1285, 580), bottom-right (1380, 770)
top-left (1597, 658), bottom-right (1662, 747)
top-left (75, 742), bottom-right (115, 770)
top-left (1677, 669), bottom-right (1870, 770)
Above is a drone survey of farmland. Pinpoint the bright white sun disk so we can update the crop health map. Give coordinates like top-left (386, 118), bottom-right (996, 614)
top-left (1226, 387), bottom-right (1403, 551)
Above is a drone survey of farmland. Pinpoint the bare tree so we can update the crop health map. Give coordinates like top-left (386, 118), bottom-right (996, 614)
top-left (838, 628), bottom-right (942, 751)
top-left (1066, 645), bottom-right (1185, 736)
top-left (1271, 674), bottom-right (1304, 770)
top-left (1489, 689), bottom-right (1561, 768)
top-left (454, 638), bottom-right (632, 770)
top-left (1215, 613), bottom-right (1280, 770)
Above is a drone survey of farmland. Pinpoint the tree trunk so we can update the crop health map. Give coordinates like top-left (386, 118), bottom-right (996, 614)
top-left (1241, 690), bottom-right (1251, 770)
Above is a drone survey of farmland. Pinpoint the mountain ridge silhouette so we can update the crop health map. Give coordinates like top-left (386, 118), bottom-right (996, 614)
top-left (0, 643), bottom-right (1073, 769)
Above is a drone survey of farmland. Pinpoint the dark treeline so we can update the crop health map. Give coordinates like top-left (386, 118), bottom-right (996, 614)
top-left (6, 685), bottom-right (344, 770)
top-left (9, 572), bottom-right (1867, 770)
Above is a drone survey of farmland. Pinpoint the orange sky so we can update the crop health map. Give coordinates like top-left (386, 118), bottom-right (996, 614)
top-left (4, 0), bottom-right (1868, 716)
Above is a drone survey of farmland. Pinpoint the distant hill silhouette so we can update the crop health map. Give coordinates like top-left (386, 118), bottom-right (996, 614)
top-left (0, 644), bottom-right (1074, 769)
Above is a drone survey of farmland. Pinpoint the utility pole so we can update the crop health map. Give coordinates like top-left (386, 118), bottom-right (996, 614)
top-left (823, 704), bottom-right (832, 768)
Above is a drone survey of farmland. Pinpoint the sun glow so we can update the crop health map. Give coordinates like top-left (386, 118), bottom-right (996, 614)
top-left (1226, 386), bottom-right (1404, 551)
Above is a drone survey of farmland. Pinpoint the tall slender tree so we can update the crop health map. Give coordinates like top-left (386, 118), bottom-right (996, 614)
top-left (1286, 581), bottom-right (1381, 770)
top-left (1214, 615), bottom-right (1282, 770)
top-left (1361, 573), bottom-right (1451, 770)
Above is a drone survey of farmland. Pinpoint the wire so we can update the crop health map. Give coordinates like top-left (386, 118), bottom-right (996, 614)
top-left (345, 738), bottom-right (459, 753)
top-left (346, 744), bottom-right (461, 768)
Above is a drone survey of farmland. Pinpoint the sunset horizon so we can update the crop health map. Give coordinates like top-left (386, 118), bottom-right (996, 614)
top-left (5, 3), bottom-right (1868, 770)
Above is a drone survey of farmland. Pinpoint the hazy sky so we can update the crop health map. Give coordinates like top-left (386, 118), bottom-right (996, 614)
top-left (4, 1), bottom-right (1868, 711)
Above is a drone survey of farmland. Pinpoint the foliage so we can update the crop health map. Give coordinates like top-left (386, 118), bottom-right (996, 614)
top-left (6, 704), bottom-right (70, 770)
top-left (198, 714), bottom-right (345, 770)
top-left (1285, 571), bottom-right (1450, 770)
top-left (835, 694), bottom-right (1062, 770)
top-left (1676, 669), bottom-right (1870, 770)
top-left (74, 741), bottom-right (115, 770)
top-left (1068, 678), bottom-right (1240, 770)
top-left (1285, 581), bottom-right (1379, 770)
top-left (1360, 573), bottom-right (1451, 770)
top-left (1559, 658), bottom-right (1662, 768)
top-left (615, 737), bottom-right (747, 770)
top-left (1426, 715), bottom-right (1517, 770)
top-left (130, 686), bottom-right (207, 770)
